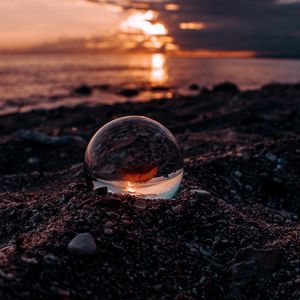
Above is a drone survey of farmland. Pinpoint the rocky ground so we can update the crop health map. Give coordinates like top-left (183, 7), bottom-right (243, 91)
top-left (0, 82), bottom-right (299, 299)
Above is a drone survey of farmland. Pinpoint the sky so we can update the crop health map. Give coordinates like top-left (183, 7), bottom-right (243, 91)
top-left (0, 0), bottom-right (300, 57)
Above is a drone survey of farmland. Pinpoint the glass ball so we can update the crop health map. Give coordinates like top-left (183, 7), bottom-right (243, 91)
top-left (84, 116), bottom-right (183, 199)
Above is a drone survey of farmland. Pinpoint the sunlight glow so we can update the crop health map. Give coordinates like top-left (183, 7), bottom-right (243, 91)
top-left (165, 3), bottom-right (180, 11)
top-left (180, 22), bottom-right (206, 30)
top-left (151, 53), bottom-right (168, 84)
top-left (121, 10), bottom-right (167, 36)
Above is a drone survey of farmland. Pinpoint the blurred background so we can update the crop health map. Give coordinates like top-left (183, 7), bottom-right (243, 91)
top-left (0, 0), bottom-right (300, 114)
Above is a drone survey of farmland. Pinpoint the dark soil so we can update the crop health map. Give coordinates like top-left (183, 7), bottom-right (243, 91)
top-left (0, 83), bottom-right (299, 299)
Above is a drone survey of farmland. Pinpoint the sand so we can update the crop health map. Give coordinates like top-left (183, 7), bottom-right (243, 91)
top-left (0, 82), bottom-right (299, 299)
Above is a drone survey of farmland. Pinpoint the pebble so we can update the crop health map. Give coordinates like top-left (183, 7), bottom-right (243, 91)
top-left (67, 233), bottom-right (97, 256)
top-left (43, 254), bottom-right (60, 265)
top-left (173, 204), bottom-right (183, 214)
top-left (104, 221), bottom-right (114, 228)
top-left (104, 228), bottom-right (114, 235)
top-left (233, 170), bottom-right (242, 178)
top-left (190, 189), bottom-right (210, 198)
top-left (57, 194), bottom-right (67, 204)
top-left (93, 186), bottom-right (108, 195)
top-left (265, 152), bottom-right (277, 162)
top-left (133, 199), bottom-right (146, 210)
top-left (28, 157), bottom-right (39, 164)
top-left (21, 256), bottom-right (38, 264)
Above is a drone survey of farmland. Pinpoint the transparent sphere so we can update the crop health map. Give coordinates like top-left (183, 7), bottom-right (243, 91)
top-left (84, 116), bottom-right (183, 199)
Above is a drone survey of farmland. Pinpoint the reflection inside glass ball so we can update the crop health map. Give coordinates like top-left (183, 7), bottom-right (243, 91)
top-left (84, 116), bottom-right (183, 199)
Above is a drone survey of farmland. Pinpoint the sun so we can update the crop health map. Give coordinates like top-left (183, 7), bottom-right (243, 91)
top-left (119, 10), bottom-right (178, 52)
top-left (121, 10), bottom-right (167, 36)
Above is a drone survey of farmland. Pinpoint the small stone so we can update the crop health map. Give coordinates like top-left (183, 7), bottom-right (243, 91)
top-left (153, 284), bottom-right (162, 291)
top-left (233, 170), bottom-right (242, 178)
top-left (67, 233), bottom-right (97, 256)
top-left (190, 189), bottom-right (210, 198)
top-left (74, 84), bottom-right (92, 95)
top-left (104, 221), bottom-right (114, 228)
top-left (28, 157), bottom-right (39, 164)
top-left (43, 254), bottom-right (60, 265)
top-left (104, 228), bottom-right (114, 235)
top-left (133, 199), bottom-right (146, 210)
top-left (93, 186), bottom-right (108, 195)
top-left (99, 196), bottom-right (121, 208)
top-left (173, 204), bottom-right (183, 214)
top-left (58, 194), bottom-right (67, 204)
top-left (265, 152), bottom-right (277, 162)
top-left (189, 83), bottom-right (200, 91)
top-left (21, 256), bottom-right (38, 264)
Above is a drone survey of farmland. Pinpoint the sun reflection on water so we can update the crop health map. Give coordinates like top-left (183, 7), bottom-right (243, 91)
top-left (151, 53), bottom-right (168, 84)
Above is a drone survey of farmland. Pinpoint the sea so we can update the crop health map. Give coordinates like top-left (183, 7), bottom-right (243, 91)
top-left (0, 53), bottom-right (300, 115)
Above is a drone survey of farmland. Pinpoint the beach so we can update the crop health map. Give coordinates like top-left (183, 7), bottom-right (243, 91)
top-left (0, 82), bottom-right (300, 299)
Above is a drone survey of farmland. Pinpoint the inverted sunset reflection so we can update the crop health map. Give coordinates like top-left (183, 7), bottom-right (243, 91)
top-left (151, 53), bottom-right (168, 84)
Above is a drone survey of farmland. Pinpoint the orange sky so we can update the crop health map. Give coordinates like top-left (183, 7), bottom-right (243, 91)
top-left (0, 0), bottom-right (121, 49)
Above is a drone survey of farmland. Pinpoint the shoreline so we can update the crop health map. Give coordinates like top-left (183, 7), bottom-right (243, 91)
top-left (0, 83), bottom-right (299, 299)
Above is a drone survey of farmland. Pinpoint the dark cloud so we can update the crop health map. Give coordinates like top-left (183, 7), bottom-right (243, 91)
top-left (160, 0), bottom-right (300, 57)
top-left (90, 0), bottom-right (300, 57)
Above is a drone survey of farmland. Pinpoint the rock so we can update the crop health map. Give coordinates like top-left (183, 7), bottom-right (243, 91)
top-left (93, 186), bottom-right (108, 195)
top-left (151, 86), bottom-right (169, 91)
top-left (29, 212), bottom-right (42, 226)
top-left (233, 170), bottom-right (242, 178)
top-left (213, 82), bottom-right (239, 94)
top-left (104, 228), bottom-right (114, 235)
top-left (67, 233), bottom-right (97, 256)
top-left (190, 189), bottom-right (210, 198)
top-left (43, 254), bottom-right (60, 265)
top-left (98, 196), bottom-right (121, 208)
top-left (119, 88), bottom-right (139, 97)
top-left (189, 83), bottom-right (200, 91)
top-left (57, 194), bottom-right (67, 204)
top-left (104, 221), bottom-right (114, 228)
top-left (21, 256), bottom-right (38, 264)
top-left (28, 157), bottom-right (39, 164)
top-left (133, 199), bottom-right (146, 210)
top-left (173, 204), bottom-right (183, 214)
top-left (74, 85), bottom-right (92, 96)
top-left (231, 246), bottom-right (280, 297)
top-left (265, 152), bottom-right (277, 162)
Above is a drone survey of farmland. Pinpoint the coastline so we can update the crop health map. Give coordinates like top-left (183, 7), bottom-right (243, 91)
top-left (0, 83), bottom-right (299, 299)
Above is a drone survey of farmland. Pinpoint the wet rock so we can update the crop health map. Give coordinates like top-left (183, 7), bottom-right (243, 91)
top-left (189, 83), bottom-right (200, 91)
top-left (93, 186), bottom-right (108, 195)
top-left (74, 85), bottom-right (92, 96)
top-left (151, 86), bottom-right (170, 91)
top-left (67, 233), bottom-right (97, 256)
top-left (119, 88), bottom-right (139, 97)
top-left (213, 82), bottom-right (239, 94)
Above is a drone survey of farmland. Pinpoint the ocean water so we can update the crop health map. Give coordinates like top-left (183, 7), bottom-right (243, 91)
top-left (0, 53), bottom-right (300, 115)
